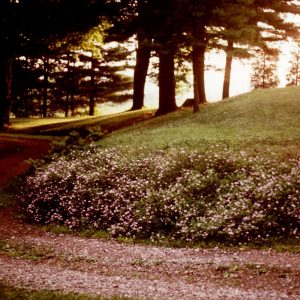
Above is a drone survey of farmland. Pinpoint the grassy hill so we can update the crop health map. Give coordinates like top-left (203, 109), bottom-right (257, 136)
top-left (6, 85), bottom-right (300, 155)
top-left (99, 86), bottom-right (300, 157)
top-left (17, 86), bottom-right (300, 246)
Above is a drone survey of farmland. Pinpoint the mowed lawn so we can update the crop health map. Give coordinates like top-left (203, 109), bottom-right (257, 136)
top-left (98, 86), bottom-right (300, 157)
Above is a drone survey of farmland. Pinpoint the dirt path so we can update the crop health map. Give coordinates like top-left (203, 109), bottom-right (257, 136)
top-left (0, 135), bottom-right (51, 186)
top-left (0, 135), bottom-right (299, 299)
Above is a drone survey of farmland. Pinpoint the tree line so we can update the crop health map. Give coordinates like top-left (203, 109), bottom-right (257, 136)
top-left (1, 0), bottom-right (300, 129)
top-left (12, 46), bottom-right (132, 118)
top-left (250, 41), bottom-right (300, 89)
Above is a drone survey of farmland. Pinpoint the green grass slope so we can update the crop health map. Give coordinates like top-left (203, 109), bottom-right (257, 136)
top-left (100, 86), bottom-right (300, 156)
top-left (19, 86), bottom-right (300, 245)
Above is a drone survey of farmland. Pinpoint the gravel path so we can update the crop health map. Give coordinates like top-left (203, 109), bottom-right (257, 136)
top-left (0, 208), bottom-right (299, 299)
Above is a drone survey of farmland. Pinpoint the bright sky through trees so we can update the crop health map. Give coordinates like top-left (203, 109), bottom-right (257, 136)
top-left (141, 50), bottom-right (278, 108)
top-left (98, 9), bottom-right (300, 114)
top-left (139, 11), bottom-right (300, 108)
top-left (109, 42), bottom-right (297, 113)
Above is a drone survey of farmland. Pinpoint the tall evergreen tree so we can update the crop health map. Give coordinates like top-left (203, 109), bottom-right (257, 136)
top-left (216, 0), bottom-right (260, 99)
top-left (219, 0), bottom-right (300, 99)
top-left (249, 0), bottom-right (300, 90)
top-left (149, 0), bottom-right (182, 114)
top-left (181, 0), bottom-right (214, 111)
top-left (11, 43), bottom-right (132, 117)
top-left (179, 0), bottom-right (259, 111)
top-left (251, 49), bottom-right (280, 89)
top-left (132, 33), bottom-right (151, 110)
top-left (104, 0), bottom-right (152, 111)
top-left (0, 0), bottom-right (104, 129)
top-left (105, 0), bottom-right (300, 114)
top-left (286, 42), bottom-right (300, 86)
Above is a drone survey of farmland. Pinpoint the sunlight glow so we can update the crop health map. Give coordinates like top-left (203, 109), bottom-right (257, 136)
top-left (143, 12), bottom-right (300, 107)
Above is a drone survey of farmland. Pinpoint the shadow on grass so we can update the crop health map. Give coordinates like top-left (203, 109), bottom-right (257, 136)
top-left (4, 110), bottom-right (156, 136)
top-left (0, 283), bottom-right (136, 300)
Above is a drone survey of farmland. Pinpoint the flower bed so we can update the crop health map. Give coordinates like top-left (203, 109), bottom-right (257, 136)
top-left (20, 145), bottom-right (300, 243)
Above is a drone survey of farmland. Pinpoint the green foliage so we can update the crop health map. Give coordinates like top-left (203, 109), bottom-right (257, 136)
top-left (286, 43), bottom-right (300, 87)
top-left (0, 0), bottom-right (105, 128)
top-left (12, 42), bottom-right (133, 118)
top-left (0, 240), bottom-right (54, 260)
top-left (2, 0), bottom-right (104, 56)
top-left (50, 129), bottom-right (105, 156)
top-left (251, 49), bottom-right (279, 89)
top-left (19, 145), bottom-right (300, 244)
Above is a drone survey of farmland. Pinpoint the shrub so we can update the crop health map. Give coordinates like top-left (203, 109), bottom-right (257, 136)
top-left (19, 145), bottom-right (300, 244)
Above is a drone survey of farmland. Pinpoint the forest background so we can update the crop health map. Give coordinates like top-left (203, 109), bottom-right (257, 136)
top-left (1, 0), bottom-right (300, 127)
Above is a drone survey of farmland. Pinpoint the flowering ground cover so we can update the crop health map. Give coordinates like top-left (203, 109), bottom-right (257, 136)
top-left (20, 145), bottom-right (300, 245)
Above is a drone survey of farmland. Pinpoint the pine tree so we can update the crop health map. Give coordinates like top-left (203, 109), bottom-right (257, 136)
top-left (220, 0), bottom-right (300, 99)
top-left (11, 43), bottom-right (132, 117)
top-left (180, 0), bottom-right (261, 110)
top-left (251, 49), bottom-right (279, 89)
top-left (217, 0), bottom-right (260, 100)
top-left (104, 0), bottom-right (152, 111)
top-left (0, 0), bottom-right (104, 129)
top-left (286, 43), bottom-right (300, 86)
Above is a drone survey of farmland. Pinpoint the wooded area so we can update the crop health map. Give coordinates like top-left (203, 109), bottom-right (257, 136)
top-left (1, 0), bottom-right (300, 129)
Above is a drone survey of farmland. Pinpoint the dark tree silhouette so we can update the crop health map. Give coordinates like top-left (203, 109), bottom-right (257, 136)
top-left (0, 0), bottom-right (104, 129)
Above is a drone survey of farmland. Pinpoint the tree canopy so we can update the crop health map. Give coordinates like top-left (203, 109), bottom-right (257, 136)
top-left (0, 0), bottom-right (105, 127)
top-left (104, 0), bottom-right (300, 112)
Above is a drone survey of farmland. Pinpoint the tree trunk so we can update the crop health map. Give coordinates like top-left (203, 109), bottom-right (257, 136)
top-left (24, 95), bottom-right (29, 118)
top-left (131, 37), bottom-right (151, 110)
top-left (89, 75), bottom-right (95, 116)
top-left (192, 46), bottom-right (200, 113)
top-left (89, 57), bottom-right (96, 116)
top-left (65, 53), bottom-right (71, 117)
top-left (156, 49), bottom-right (177, 115)
top-left (197, 45), bottom-right (206, 105)
top-left (5, 59), bottom-right (12, 125)
top-left (192, 43), bottom-right (207, 110)
top-left (222, 40), bottom-right (234, 99)
top-left (65, 94), bottom-right (69, 117)
top-left (43, 57), bottom-right (49, 118)
top-left (71, 93), bottom-right (75, 116)
top-left (0, 57), bottom-right (13, 129)
top-left (192, 24), bottom-right (207, 112)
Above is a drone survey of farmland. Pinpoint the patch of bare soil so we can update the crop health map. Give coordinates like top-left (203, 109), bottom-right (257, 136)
top-left (0, 136), bottom-right (51, 186)
top-left (0, 209), bottom-right (299, 299)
